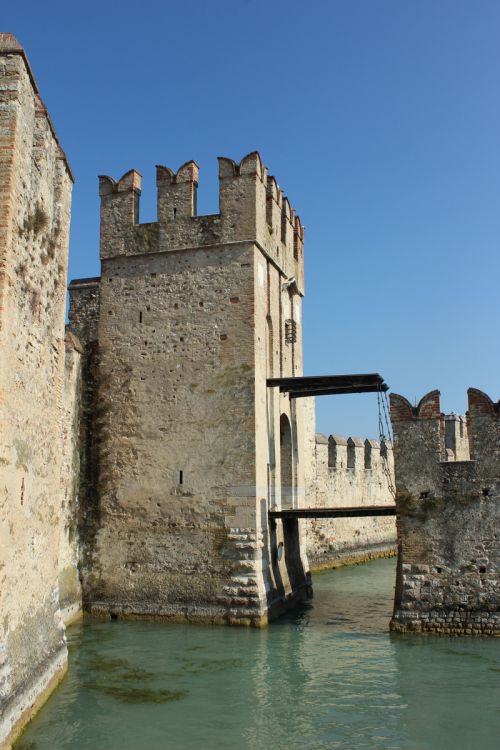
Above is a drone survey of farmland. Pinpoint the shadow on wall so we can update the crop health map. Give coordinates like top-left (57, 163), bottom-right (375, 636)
top-left (280, 413), bottom-right (294, 509)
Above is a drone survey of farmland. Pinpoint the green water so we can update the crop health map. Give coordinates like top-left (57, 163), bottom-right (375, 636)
top-left (16, 558), bottom-right (499, 750)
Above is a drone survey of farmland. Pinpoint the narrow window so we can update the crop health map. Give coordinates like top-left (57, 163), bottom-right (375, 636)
top-left (173, 207), bottom-right (177, 219)
top-left (178, 470), bottom-right (183, 485)
top-left (139, 311), bottom-right (143, 323)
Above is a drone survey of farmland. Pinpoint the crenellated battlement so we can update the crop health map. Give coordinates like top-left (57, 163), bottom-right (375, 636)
top-left (468, 387), bottom-right (500, 416)
top-left (311, 430), bottom-right (395, 499)
top-left (99, 170), bottom-right (142, 247)
top-left (156, 161), bottom-right (199, 221)
top-left (98, 152), bottom-right (304, 292)
top-left (390, 390), bottom-right (441, 421)
top-left (320, 433), bottom-right (393, 472)
top-left (303, 408), bottom-right (396, 570)
top-left (99, 169), bottom-right (142, 196)
top-left (390, 388), bottom-right (500, 464)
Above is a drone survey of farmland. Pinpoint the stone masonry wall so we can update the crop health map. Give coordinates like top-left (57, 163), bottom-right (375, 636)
top-left (303, 398), bottom-right (396, 569)
top-left (58, 332), bottom-right (83, 625)
top-left (67, 277), bottom-right (100, 343)
top-left (0, 34), bottom-right (74, 747)
top-left (70, 152), bottom-right (309, 626)
top-left (390, 389), bottom-right (499, 636)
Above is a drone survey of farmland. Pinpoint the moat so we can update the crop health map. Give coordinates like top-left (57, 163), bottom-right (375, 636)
top-left (16, 558), bottom-right (499, 750)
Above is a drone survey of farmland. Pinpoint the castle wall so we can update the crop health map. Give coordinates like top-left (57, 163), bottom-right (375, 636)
top-left (0, 34), bottom-right (73, 746)
top-left (84, 242), bottom-right (259, 620)
top-left (67, 277), bottom-right (100, 343)
top-left (66, 276), bottom-right (101, 586)
top-left (70, 153), bottom-right (309, 626)
top-left (303, 398), bottom-right (397, 569)
top-left (58, 333), bottom-right (83, 625)
top-left (389, 389), bottom-right (499, 635)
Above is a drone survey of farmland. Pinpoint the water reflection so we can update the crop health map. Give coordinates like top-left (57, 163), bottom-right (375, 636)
top-left (393, 636), bottom-right (499, 750)
top-left (16, 558), bottom-right (500, 750)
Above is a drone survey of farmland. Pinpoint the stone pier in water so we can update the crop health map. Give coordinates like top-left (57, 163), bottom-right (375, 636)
top-left (390, 388), bottom-right (499, 635)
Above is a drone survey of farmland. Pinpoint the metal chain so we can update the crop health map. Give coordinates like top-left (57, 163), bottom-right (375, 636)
top-left (381, 390), bottom-right (393, 444)
top-left (377, 386), bottom-right (396, 498)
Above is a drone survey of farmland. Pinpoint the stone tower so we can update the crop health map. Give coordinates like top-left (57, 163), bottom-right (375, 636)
top-left (70, 152), bottom-right (310, 625)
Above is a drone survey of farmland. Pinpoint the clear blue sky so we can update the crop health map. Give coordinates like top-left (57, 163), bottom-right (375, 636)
top-left (5, 1), bottom-right (499, 437)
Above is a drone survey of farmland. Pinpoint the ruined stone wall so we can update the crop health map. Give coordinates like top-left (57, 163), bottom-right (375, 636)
top-left (0, 34), bottom-right (73, 746)
top-left (303, 398), bottom-right (396, 569)
top-left (390, 389), bottom-right (499, 635)
top-left (70, 152), bottom-right (309, 626)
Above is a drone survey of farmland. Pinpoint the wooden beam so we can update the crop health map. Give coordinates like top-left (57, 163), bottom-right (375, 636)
top-left (269, 505), bottom-right (396, 520)
top-left (266, 373), bottom-right (388, 396)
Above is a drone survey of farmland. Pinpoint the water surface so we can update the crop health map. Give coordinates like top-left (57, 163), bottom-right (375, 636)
top-left (16, 558), bottom-right (499, 750)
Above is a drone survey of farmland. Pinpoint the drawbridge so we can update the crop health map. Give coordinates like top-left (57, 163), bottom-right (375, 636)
top-left (267, 372), bottom-right (396, 521)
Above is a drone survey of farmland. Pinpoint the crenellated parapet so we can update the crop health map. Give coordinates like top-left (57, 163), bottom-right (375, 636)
top-left (323, 433), bottom-right (393, 473)
top-left (466, 388), bottom-right (500, 478)
top-left (311, 431), bottom-right (395, 506)
top-left (389, 389), bottom-right (499, 635)
top-left (468, 387), bottom-right (500, 416)
top-left (156, 160), bottom-right (199, 221)
top-left (98, 152), bottom-right (304, 292)
top-left (390, 390), bottom-right (441, 421)
top-left (99, 170), bottom-right (142, 259)
top-left (303, 423), bottom-right (396, 569)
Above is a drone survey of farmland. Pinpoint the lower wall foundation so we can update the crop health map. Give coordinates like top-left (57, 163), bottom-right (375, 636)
top-left (0, 647), bottom-right (67, 750)
top-left (390, 612), bottom-right (499, 636)
top-left (308, 543), bottom-right (397, 572)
